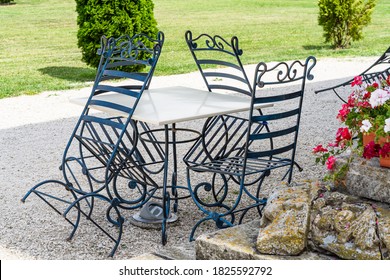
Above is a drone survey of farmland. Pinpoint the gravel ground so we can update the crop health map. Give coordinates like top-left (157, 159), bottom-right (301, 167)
top-left (0, 56), bottom-right (377, 260)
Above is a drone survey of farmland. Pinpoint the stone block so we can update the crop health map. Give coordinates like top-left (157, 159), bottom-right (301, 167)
top-left (376, 207), bottom-right (390, 260)
top-left (196, 219), bottom-right (332, 260)
top-left (256, 184), bottom-right (312, 255)
top-left (157, 242), bottom-right (196, 260)
top-left (336, 156), bottom-right (390, 204)
top-left (310, 191), bottom-right (382, 259)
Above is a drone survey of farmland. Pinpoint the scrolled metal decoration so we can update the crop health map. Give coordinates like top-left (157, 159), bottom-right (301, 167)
top-left (185, 31), bottom-right (242, 57)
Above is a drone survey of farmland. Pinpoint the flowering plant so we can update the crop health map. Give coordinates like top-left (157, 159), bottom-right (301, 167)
top-left (313, 75), bottom-right (390, 182)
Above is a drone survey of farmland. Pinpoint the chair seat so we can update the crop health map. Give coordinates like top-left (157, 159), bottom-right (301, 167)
top-left (189, 156), bottom-right (292, 176)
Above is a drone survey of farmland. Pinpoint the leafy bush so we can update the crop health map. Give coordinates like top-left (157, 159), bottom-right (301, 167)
top-left (75, 0), bottom-right (158, 69)
top-left (318, 0), bottom-right (377, 49)
top-left (0, 0), bottom-right (14, 4)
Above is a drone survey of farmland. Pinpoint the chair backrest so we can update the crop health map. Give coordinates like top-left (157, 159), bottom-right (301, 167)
top-left (61, 32), bottom-right (165, 195)
top-left (244, 56), bottom-right (316, 181)
top-left (185, 30), bottom-right (252, 96)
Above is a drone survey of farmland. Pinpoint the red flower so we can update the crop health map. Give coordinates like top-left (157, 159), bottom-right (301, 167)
top-left (372, 82), bottom-right (379, 89)
top-left (337, 104), bottom-right (350, 122)
top-left (336, 127), bottom-right (352, 144)
top-left (379, 143), bottom-right (390, 158)
top-left (351, 76), bottom-right (363, 87)
top-left (328, 142), bottom-right (339, 147)
top-left (347, 95), bottom-right (356, 107)
top-left (363, 141), bottom-right (381, 159)
top-left (357, 101), bottom-right (371, 108)
top-left (326, 156), bottom-right (336, 170)
top-left (313, 144), bottom-right (328, 153)
top-left (363, 92), bottom-right (371, 100)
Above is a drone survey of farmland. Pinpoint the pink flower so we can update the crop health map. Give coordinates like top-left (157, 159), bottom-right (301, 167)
top-left (313, 144), bottom-right (328, 153)
top-left (326, 156), bottom-right (336, 170)
top-left (351, 76), bottom-right (363, 87)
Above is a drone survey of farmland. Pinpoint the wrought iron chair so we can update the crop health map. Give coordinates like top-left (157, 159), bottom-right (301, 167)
top-left (186, 56), bottom-right (316, 240)
top-left (185, 30), bottom-right (252, 96)
top-left (184, 31), bottom-right (264, 165)
top-left (315, 46), bottom-right (390, 103)
top-left (21, 31), bottom-right (165, 256)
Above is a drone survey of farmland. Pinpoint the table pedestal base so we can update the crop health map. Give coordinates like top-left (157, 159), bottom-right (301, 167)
top-left (129, 200), bottom-right (178, 229)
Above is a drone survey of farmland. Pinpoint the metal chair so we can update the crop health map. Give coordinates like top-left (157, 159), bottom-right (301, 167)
top-left (315, 46), bottom-right (390, 103)
top-left (21, 31), bottom-right (165, 256)
top-left (185, 30), bottom-right (252, 96)
top-left (184, 31), bottom-right (264, 167)
top-left (186, 56), bottom-right (316, 240)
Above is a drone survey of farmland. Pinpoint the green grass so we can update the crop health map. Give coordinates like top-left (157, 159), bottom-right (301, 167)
top-left (0, 0), bottom-right (389, 98)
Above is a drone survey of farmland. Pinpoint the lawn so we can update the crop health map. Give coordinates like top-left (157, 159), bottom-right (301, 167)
top-left (0, 0), bottom-right (389, 98)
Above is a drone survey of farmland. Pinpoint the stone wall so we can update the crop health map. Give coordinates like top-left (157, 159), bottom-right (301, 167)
top-left (255, 180), bottom-right (390, 260)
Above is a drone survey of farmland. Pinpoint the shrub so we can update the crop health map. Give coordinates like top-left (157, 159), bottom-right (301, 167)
top-left (318, 0), bottom-right (377, 49)
top-left (0, 0), bottom-right (14, 4)
top-left (75, 0), bottom-right (158, 69)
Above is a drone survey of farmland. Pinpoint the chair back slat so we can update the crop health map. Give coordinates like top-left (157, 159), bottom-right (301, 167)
top-left (102, 70), bottom-right (148, 82)
top-left (254, 90), bottom-right (302, 104)
top-left (196, 59), bottom-right (243, 71)
top-left (209, 85), bottom-right (251, 95)
top-left (81, 115), bottom-right (125, 130)
top-left (247, 143), bottom-right (295, 158)
top-left (88, 100), bottom-right (133, 114)
top-left (249, 125), bottom-right (298, 141)
top-left (251, 108), bottom-right (300, 122)
top-left (95, 84), bottom-right (141, 98)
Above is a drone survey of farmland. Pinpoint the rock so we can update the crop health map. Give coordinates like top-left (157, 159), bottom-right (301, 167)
top-left (375, 206), bottom-right (390, 260)
top-left (335, 156), bottom-right (390, 204)
top-left (310, 191), bottom-right (382, 259)
top-left (256, 183), bottom-right (311, 255)
top-left (196, 220), bottom-right (334, 260)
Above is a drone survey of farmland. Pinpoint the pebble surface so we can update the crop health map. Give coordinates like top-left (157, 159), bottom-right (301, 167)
top-left (0, 56), bottom-right (378, 259)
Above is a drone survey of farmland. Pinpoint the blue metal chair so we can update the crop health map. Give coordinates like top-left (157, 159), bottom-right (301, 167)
top-left (186, 56), bottom-right (316, 240)
top-left (21, 31), bottom-right (165, 256)
top-left (185, 30), bottom-right (252, 96)
top-left (184, 31), bottom-right (264, 164)
top-left (315, 46), bottom-right (390, 103)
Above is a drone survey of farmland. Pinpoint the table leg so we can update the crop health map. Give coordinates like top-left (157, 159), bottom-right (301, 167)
top-left (161, 124), bottom-right (170, 245)
top-left (171, 123), bottom-right (179, 213)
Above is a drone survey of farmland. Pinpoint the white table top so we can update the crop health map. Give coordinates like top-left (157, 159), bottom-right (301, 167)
top-left (70, 86), bottom-right (272, 126)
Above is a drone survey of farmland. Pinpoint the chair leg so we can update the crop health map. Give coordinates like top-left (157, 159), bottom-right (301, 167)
top-left (187, 168), bottom-right (239, 240)
top-left (63, 194), bottom-right (124, 257)
top-left (21, 179), bottom-right (81, 241)
top-left (161, 192), bottom-right (170, 245)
